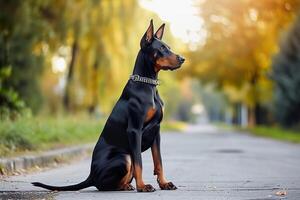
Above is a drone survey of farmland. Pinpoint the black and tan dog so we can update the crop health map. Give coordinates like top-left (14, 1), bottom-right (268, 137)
top-left (32, 20), bottom-right (185, 192)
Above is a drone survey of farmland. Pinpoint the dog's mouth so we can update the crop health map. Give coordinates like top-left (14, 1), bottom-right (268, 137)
top-left (170, 65), bottom-right (181, 71)
top-left (158, 55), bottom-right (185, 71)
top-left (161, 63), bottom-right (182, 71)
top-left (167, 61), bottom-right (184, 71)
top-left (171, 56), bottom-right (185, 70)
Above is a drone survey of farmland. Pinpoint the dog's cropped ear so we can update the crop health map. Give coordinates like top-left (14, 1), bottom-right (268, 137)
top-left (140, 19), bottom-right (154, 49)
top-left (155, 23), bottom-right (165, 40)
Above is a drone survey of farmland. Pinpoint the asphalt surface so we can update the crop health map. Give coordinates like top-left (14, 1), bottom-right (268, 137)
top-left (1, 124), bottom-right (300, 200)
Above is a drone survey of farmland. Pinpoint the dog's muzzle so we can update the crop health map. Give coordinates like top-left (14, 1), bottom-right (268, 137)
top-left (177, 55), bottom-right (185, 64)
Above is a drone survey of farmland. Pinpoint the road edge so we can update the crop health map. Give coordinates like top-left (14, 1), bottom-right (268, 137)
top-left (0, 144), bottom-right (93, 176)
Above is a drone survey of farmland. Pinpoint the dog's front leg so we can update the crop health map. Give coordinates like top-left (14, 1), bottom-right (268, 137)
top-left (127, 99), bottom-right (155, 192)
top-left (151, 126), bottom-right (177, 190)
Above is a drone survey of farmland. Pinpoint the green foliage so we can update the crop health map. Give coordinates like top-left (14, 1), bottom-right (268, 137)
top-left (0, 66), bottom-right (31, 120)
top-left (0, 0), bottom-right (49, 113)
top-left (0, 116), bottom-right (105, 157)
top-left (272, 15), bottom-right (300, 127)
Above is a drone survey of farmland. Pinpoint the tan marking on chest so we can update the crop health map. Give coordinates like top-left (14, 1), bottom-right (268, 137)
top-left (145, 107), bottom-right (156, 123)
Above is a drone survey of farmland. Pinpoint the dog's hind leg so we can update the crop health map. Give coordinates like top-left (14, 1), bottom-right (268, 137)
top-left (94, 154), bottom-right (134, 191)
top-left (118, 155), bottom-right (134, 191)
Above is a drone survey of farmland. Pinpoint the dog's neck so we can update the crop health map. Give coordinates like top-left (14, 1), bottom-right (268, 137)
top-left (132, 50), bottom-right (158, 80)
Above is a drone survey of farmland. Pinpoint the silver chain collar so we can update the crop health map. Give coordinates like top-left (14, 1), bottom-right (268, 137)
top-left (130, 74), bottom-right (159, 86)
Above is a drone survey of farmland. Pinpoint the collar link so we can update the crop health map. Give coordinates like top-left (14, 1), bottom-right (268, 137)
top-left (130, 74), bottom-right (159, 86)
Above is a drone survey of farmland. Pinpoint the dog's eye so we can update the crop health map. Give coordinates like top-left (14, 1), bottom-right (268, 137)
top-left (155, 51), bottom-right (163, 57)
top-left (160, 46), bottom-right (167, 52)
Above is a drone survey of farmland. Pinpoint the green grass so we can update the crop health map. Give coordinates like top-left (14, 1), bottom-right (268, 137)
top-left (0, 116), bottom-right (104, 157)
top-left (0, 116), bottom-right (186, 157)
top-left (246, 126), bottom-right (300, 143)
top-left (215, 122), bottom-right (300, 143)
top-left (161, 120), bottom-right (187, 132)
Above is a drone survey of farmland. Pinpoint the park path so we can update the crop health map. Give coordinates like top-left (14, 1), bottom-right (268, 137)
top-left (1, 124), bottom-right (300, 200)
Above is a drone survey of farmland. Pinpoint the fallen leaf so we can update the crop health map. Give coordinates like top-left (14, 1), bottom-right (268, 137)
top-left (275, 190), bottom-right (287, 196)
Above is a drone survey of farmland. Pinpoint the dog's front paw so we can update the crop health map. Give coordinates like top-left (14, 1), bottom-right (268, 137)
top-left (137, 184), bottom-right (156, 192)
top-left (158, 181), bottom-right (177, 190)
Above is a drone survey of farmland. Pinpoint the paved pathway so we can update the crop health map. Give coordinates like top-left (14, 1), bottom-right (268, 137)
top-left (1, 124), bottom-right (300, 200)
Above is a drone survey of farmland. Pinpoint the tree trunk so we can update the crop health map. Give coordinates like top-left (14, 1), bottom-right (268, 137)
top-left (248, 67), bottom-right (258, 127)
top-left (88, 58), bottom-right (99, 115)
top-left (248, 105), bottom-right (256, 127)
top-left (63, 39), bottom-right (78, 111)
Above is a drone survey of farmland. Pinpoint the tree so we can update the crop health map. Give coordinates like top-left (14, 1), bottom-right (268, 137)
top-left (184, 0), bottom-right (300, 126)
top-left (0, 0), bottom-right (53, 113)
top-left (1, 0), bottom-right (184, 118)
top-left (272, 15), bottom-right (300, 127)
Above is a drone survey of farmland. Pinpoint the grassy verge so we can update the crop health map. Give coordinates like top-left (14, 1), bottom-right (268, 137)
top-left (161, 120), bottom-right (187, 132)
top-left (215, 123), bottom-right (300, 143)
top-left (245, 126), bottom-right (300, 143)
top-left (216, 123), bottom-right (300, 143)
top-left (0, 116), bottom-right (104, 157)
top-left (0, 116), bottom-right (186, 157)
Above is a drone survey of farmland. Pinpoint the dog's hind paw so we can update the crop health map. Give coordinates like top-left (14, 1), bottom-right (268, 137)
top-left (120, 183), bottom-right (135, 191)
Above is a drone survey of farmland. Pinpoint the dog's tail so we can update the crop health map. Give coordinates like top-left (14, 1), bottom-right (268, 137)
top-left (32, 177), bottom-right (92, 191)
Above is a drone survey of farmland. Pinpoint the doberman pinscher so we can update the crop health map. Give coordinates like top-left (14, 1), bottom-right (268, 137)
top-left (32, 20), bottom-right (185, 192)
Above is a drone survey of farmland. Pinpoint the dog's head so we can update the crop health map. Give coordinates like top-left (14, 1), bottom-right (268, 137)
top-left (140, 20), bottom-right (185, 72)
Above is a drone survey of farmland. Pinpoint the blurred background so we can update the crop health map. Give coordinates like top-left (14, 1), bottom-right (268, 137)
top-left (1, 0), bottom-right (300, 156)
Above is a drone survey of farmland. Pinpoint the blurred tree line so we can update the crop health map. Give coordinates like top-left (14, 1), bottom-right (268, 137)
top-left (2, 0), bottom-right (300, 129)
top-left (184, 0), bottom-right (300, 128)
top-left (272, 15), bottom-right (300, 128)
top-left (0, 0), bottom-right (186, 120)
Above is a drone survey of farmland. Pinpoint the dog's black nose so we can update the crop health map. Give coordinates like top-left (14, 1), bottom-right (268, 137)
top-left (177, 55), bottom-right (185, 63)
